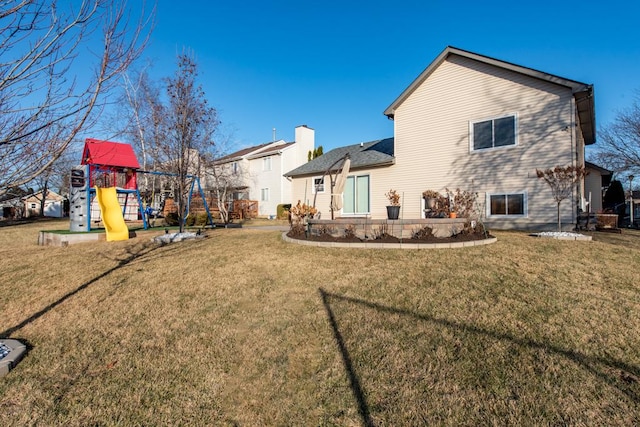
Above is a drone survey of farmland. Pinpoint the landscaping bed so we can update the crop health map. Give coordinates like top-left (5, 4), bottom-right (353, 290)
top-left (287, 229), bottom-right (492, 244)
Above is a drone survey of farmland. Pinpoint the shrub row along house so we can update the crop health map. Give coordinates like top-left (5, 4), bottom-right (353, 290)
top-left (285, 46), bottom-right (608, 230)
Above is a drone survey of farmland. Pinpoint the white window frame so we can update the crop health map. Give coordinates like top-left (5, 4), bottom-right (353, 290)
top-left (263, 156), bottom-right (272, 171)
top-left (342, 174), bottom-right (370, 216)
top-left (312, 176), bottom-right (325, 194)
top-left (260, 188), bottom-right (269, 202)
top-left (486, 191), bottom-right (528, 218)
top-left (470, 113), bottom-right (518, 152)
top-left (232, 162), bottom-right (238, 174)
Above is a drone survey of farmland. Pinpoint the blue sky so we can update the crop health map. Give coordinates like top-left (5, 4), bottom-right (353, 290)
top-left (141, 0), bottom-right (640, 153)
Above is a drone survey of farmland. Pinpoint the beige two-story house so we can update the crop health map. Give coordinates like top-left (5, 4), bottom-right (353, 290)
top-left (286, 46), bottom-right (600, 230)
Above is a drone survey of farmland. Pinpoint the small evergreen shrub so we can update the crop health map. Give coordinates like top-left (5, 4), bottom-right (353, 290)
top-left (164, 212), bottom-right (180, 226)
top-left (277, 204), bottom-right (291, 220)
top-left (196, 212), bottom-right (210, 226)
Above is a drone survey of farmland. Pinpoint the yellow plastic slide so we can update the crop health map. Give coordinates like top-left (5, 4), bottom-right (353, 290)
top-left (95, 186), bottom-right (129, 241)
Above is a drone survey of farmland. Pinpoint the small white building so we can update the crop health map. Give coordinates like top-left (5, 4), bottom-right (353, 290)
top-left (23, 190), bottom-right (66, 218)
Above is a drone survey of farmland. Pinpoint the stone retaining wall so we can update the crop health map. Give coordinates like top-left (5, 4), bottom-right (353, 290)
top-left (307, 218), bottom-right (471, 239)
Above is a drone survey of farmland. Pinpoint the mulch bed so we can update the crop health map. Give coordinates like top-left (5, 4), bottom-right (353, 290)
top-left (286, 231), bottom-right (493, 244)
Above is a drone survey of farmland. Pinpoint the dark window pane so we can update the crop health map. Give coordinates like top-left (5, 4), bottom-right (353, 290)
top-left (494, 116), bottom-right (515, 147)
top-left (473, 120), bottom-right (493, 150)
top-left (490, 195), bottom-right (506, 215)
top-left (507, 194), bottom-right (524, 215)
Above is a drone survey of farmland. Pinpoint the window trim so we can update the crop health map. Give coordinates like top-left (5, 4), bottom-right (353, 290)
top-left (486, 191), bottom-right (528, 218)
top-left (469, 113), bottom-right (518, 152)
top-left (341, 174), bottom-right (370, 216)
top-left (263, 156), bottom-right (272, 171)
top-left (312, 176), bottom-right (325, 194)
top-left (260, 188), bottom-right (269, 202)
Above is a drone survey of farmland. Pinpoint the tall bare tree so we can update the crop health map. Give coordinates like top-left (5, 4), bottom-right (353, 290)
top-left (592, 94), bottom-right (640, 177)
top-left (29, 152), bottom-right (77, 216)
top-left (131, 53), bottom-right (219, 232)
top-left (119, 65), bottom-right (160, 192)
top-left (205, 151), bottom-right (248, 224)
top-left (0, 0), bottom-right (154, 196)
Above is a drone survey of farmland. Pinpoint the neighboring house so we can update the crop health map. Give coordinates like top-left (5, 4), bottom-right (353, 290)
top-left (23, 190), bottom-right (66, 218)
top-left (286, 46), bottom-right (602, 230)
top-left (212, 125), bottom-right (314, 217)
top-left (584, 162), bottom-right (612, 213)
top-left (0, 198), bottom-right (19, 219)
top-left (0, 189), bottom-right (28, 219)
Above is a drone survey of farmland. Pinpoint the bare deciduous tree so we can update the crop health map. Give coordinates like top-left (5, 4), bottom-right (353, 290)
top-left (592, 94), bottom-right (640, 176)
top-left (205, 152), bottom-right (247, 224)
top-left (536, 165), bottom-right (587, 231)
top-left (0, 0), bottom-right (153, 196)
top-left (119, 65), bottom-right (161, 192)
top-left (128, 53), bottom-right (219, 232)
top-left (29, 152), bottom-right (77, 216)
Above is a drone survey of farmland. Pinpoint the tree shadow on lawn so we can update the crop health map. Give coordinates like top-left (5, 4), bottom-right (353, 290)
top-left (319, 288), bottom-right (639, 425)
top-left (1, 240), bottom-right (195, 339)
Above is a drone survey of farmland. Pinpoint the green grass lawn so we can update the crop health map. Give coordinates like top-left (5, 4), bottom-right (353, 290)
top-left (1, 219), bottom-right (639, 425)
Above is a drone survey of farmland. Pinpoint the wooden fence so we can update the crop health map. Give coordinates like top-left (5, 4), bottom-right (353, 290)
top-left (162, 197), bottom-right (258, 220)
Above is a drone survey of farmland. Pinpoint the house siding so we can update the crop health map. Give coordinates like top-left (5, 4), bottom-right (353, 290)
top-left (584, 169), bottom-right (604, 213)
top-left (214, 126), bottom-right (314, 218)
top-left (24, 191), bottom-right (66, 218)
top-left (249, 154), bottom-right (283, 217)
top-left (289, 51), bottom-right (592, 230)
top-left (379, 55), bottom-right (579, 229)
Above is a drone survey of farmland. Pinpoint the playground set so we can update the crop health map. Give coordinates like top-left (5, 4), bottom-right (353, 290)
top-left (69, 138), bottom-right (214, 241)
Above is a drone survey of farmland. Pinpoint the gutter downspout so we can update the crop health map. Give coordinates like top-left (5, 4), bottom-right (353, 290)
top-left (571, 96), bottom-right (578, 231)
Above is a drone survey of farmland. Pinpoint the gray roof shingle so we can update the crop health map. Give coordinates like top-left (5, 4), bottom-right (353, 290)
top-left (285, 137), bottom-right (394, 177)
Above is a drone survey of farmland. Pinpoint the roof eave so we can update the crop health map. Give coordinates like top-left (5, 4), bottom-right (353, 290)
top-left (248, 147), bottom-right (289, 160)
top-left (585, 161), bottom-right (611, 175)
top-left (384, 46), bottom-right (595, 120)
top-left (383, 47), bottom-right (451, 118)
top-left (285, 158), bottom-right (395, 178)
top-left (575, 86), bottom-right (596, 145)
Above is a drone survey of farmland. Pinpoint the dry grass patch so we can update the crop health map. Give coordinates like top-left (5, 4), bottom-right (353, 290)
top-left (0, 220), bottom-right (639, 425)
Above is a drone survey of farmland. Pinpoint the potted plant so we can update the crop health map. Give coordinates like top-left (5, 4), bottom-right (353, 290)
top-left (422, 190), bottom-right (440, 210)
top-left (385, 189), bottom-right (401, 220)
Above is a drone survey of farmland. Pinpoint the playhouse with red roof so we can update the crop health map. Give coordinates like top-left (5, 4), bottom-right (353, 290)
top-left (81, 138), bottom-right (140, 190)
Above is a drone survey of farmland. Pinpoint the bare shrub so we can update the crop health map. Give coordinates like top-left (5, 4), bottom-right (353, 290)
top-left (344, 224), bottom-right (357, 239)
top-left (289, 223), bottom-right (306, 237)
top-left (446, 188), bottom-right (479, 219)
top-left (289, 200), bottom-right (318, 230)
top-left (412, 225), bottom-right (433, 239)
top-left (370, 224), bottom-right (391, 240)
top-left (317, 224), bottom-right (336, 236)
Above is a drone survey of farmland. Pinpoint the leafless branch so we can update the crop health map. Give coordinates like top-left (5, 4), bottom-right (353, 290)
top-left (0, 0), bottom-right (155, 196)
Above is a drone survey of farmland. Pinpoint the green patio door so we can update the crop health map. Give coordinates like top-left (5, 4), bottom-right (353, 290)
top-left (343, 175), bottom-right (369, 215)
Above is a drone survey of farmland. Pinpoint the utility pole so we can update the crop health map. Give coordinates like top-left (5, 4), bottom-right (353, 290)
top-left (629, 175), bottom-right (635, 227)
